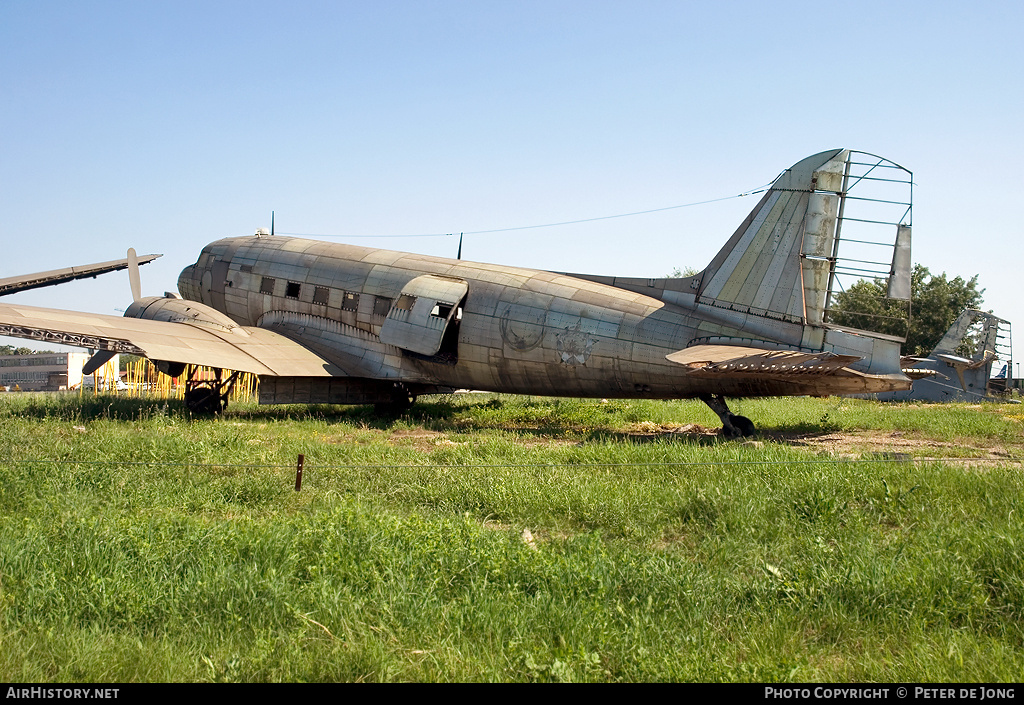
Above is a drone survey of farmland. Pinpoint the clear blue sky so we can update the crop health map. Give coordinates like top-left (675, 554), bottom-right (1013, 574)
top-left (2, 1), bottom-right (1021, 369)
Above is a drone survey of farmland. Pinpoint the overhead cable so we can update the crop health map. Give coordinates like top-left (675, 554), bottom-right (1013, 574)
top-left (278, 183), bottom-right (772, 240)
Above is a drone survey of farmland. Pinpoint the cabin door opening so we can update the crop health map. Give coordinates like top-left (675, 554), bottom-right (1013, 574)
top-left (378, 275), bottom-right (469, 364)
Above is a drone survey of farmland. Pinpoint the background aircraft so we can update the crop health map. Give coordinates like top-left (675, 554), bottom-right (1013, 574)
top-left (0, 149), bottom-right (916, 435)
top-left (871, 309), bottom-right (1013, 402)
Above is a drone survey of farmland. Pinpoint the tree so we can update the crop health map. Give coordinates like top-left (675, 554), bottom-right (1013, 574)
top-left (120, 354), bottom-right (144, 372)
top-left (666, 266), bottom-right (699, 278)
top-left (0, 346), bottom-right (53, 356)
top-left (829, 264), bottom-right (985, 356)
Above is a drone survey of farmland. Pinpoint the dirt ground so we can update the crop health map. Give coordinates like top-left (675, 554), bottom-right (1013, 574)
top-left (622, 421), bottom-right (1021, 461)
top-left (381, 422), bottom-right (1020, 463)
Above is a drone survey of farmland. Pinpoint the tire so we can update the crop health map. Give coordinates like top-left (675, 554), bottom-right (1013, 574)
top-left (185, 387), bottom-right (224, 415)
top-left (730, 415), bottom-right (757, 437)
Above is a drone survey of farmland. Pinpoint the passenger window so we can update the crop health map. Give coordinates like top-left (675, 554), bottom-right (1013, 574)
top-left (373, 296), bottom-right (392, 316)
top-left (430, 303), bottom-right (454, 319)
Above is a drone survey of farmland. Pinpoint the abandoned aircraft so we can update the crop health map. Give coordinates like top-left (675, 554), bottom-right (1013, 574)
top-left (871, 309), bottom-right (1013, 402)
top-left (0, 149), bottom-right (917, 435)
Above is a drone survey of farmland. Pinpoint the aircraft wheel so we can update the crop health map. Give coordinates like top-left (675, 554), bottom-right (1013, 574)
top-left (374, 390), bottom-right (416, 416)
top-left (730, 415), bottom-right (757, 437)
top-left (185, 387), bottom-right (225, 416)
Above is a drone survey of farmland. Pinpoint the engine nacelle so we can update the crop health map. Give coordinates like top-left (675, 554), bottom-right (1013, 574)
top-left (123, 295), bottom-right (247, 378)
top-left (124, 295), bottom-right (247, 335)
top-left (154, 360), bottom-right (188, 378)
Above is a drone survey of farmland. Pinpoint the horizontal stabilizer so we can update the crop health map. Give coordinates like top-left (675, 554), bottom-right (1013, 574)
top-left (903, 368), bottom-right (941, 380)
top-left (666, 344), bottom-right (861, 376)
top-left (936, 351), bottom-right (995, 371)
top-left (899, 356), bottom-right (931, 367)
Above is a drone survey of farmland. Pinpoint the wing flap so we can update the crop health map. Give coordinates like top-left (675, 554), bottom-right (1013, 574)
top-left (0, 303), bottom-right (340, 377)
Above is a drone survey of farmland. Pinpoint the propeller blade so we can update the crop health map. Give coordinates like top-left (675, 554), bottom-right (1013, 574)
top-left (82, 350), bottom-right (116, 376)
top-left (127, 248), bottom-right (141, 302)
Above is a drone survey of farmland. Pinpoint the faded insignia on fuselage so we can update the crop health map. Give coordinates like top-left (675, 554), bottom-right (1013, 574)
top-left (556, 322), bottom-right (597, 365)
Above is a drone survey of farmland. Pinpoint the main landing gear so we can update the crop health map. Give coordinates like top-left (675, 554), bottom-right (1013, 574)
top-left (700, 394), bottom-right (756, 438)
top-left (373, 382), bottom-right (417, 416)
top-left (183, 366), bottom-right (240, 416)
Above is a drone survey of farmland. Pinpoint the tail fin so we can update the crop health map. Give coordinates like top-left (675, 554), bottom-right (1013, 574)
top-left (562, 149), bottom-right (915, 374)
top-left (932, 308), bottom-right (1007, 358)
top-left (691, 149), bottom-right (913, 334)
top-left (694, 149), bottom-right (849, 327)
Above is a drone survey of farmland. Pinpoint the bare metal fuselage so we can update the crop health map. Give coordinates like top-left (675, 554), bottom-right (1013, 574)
top-left (177, 235), bottom-right (908, 401)
top-left (0, 149), bottom-right (917, 425)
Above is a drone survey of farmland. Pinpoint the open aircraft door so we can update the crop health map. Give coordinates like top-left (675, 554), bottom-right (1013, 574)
top-left (379, 274), bottom-right (468, 356)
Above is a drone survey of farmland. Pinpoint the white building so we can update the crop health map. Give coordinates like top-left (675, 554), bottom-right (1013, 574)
top-left (0, 352), bottom-right (119, 391)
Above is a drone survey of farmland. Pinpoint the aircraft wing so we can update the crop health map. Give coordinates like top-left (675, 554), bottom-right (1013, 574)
top-left (0, 254), bottom-right (161, 297)
top-left (666, 345), bottom-right (862, 377)
top-left (0, 302), bottom-right (341, 377)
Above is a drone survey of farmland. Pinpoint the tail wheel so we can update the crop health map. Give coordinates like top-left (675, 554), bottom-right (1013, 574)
top-left (729, 414), bottom-right (757, 437)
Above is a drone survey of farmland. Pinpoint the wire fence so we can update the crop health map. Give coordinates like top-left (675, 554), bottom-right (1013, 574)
top-left (3, 456), bottom-right (1021, 471)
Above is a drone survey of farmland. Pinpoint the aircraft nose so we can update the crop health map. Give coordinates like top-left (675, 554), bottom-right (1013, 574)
top-left (177, 264), bottom-right (198, 299)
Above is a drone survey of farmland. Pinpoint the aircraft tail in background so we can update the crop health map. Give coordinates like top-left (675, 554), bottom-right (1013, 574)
top-left (876, 309), bottom-right (1013, 402)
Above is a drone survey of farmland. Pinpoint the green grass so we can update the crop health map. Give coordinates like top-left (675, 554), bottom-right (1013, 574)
top-left (0, 392), bottom-right (1022, 681)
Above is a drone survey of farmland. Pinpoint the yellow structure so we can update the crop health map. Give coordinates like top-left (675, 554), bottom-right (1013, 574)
top-left (106, 358), bottom-right (258, 404)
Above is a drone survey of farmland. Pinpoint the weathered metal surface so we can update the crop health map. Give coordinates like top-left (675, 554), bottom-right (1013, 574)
top-left (0, 253), bottom-right (161, 297)
top-left (378, 275), bottom-right (468, 356)
top-left (801, 192), bottom-right (840, 325)
top-left (0, 150), bottom-right (919, 420)
top-left (887, 225), bottom-right (913, 300)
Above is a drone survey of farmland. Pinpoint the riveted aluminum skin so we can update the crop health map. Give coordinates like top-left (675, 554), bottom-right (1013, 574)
top-left (0, 149), bottom-right (918, 411)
